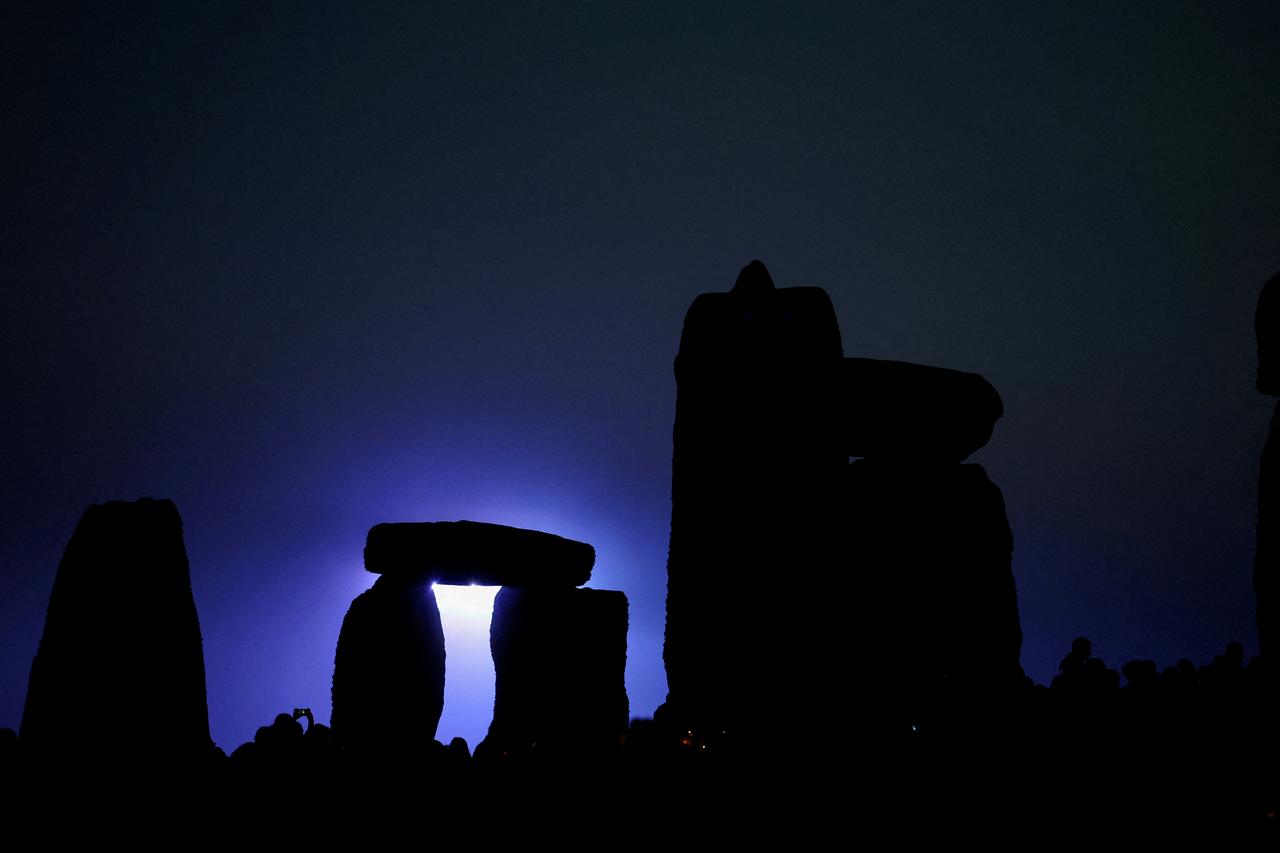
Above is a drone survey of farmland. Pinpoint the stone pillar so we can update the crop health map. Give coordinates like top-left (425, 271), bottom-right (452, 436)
top-left (21, 497), bottom-right (212, 766)
top-left (485, 585), bottom-right (628, 755)
top-left (846, 459), bottom-right (1022, 696)
top-left (663, 260), bottom-right (845, 736)
top-left (331, 573), bottom-right (446, 755)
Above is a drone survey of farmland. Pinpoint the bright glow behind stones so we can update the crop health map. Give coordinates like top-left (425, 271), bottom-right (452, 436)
top-left (432, 583), bottom-right (501, 748)
top-left (432, 583), bottom-right (501, 625)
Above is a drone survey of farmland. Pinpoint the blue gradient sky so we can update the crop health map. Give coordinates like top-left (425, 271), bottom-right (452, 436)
top-left (2, 2), bottom-right (1278, 751)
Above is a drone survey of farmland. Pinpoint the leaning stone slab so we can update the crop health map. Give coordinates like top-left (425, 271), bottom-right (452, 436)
top-left (363, 520), bottom-right (594, 586)
top-left (841, 358), bottom-right (1003, 462)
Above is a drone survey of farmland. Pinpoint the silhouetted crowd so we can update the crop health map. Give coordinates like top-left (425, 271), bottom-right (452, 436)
top-left (2, 638), bottom-right (1276, 828)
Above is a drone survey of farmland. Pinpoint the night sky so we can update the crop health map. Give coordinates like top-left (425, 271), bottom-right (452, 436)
top-left (3, 2), bottom-right (1278, 751)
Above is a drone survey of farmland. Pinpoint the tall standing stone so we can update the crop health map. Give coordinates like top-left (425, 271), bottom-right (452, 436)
top-left (20, 498), bottom-right (212, 765)
top-left (663, 260), bottom-right (845, 736)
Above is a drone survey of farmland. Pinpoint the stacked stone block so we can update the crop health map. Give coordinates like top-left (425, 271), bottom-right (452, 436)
top-left (661, 262), bottom-right (1025, 741)
top-left (332, 520), bottom-right (628, 757)
top-left (841, 358), bottom-right (1023, 701)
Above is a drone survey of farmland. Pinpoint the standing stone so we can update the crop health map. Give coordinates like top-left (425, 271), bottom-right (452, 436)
top-left (845, 460), bottom-right (1023, 701)
top-left (485, 586), bottom-right (628, 755)
top-left (663, 260), bottom-right (845, 736)
top-left (1256, 270), bottom-right (1280, 661)
top-left (20, 498), bottom-right (212, 765)
top-left (331, 574), bottom-right (445, 756)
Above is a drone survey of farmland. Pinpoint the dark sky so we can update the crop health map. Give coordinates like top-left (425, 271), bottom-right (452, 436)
top-left (3, 2), bottom-right (1278, 751)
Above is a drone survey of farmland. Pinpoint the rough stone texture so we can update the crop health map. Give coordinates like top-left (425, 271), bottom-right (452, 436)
top-left (364, 520), bottom-right (594, 586)
top-left (20, 498), bottom-right (212, 764)
top-left (484, 586), bottom-right (628, 754)
top-left (844, 460), bottom-right (1024, 701)
top-left (841, 358), bottom-right (1003, 462)
top-left (331, 574), bottom-right (445, 755)
top-left (663, 260), bottom-right (845, 735)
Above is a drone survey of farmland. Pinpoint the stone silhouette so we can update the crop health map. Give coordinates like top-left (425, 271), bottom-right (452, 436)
top-left (842, 358), bottom-right (1023, 707)
top-left (662, 262), bottom-right (1025, 740)
top-left (335, 519), bottom-right (605, 756)
top-left (841, 358), bottom-right (1003, 463)
top-left (20, 497), bottom-right (213, 766)
top-left (364, 520), bottom-right (595, 586)
top-left (484, 585), bottom-right (629, 755)
top-left (846, 460), bottom-right (1021, 692)
top-left (663, 260), bottom-right (845, 737)
top-left (1255, 270), bottom-right (1280, 660)
top-left (331, 572), bottom-right (446, 756)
